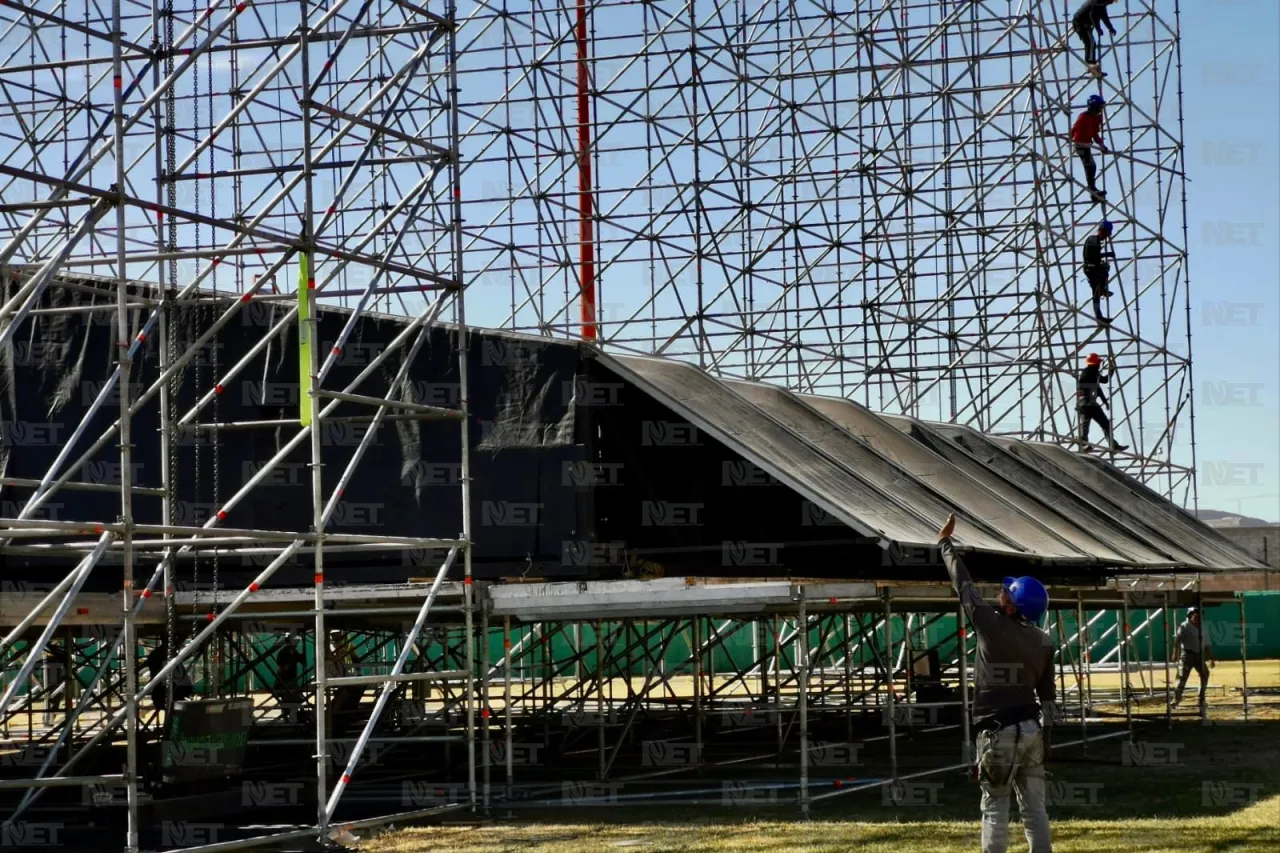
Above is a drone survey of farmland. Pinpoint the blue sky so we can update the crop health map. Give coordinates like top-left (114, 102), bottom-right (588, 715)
top-left (1181, 0), bottom-right (1280, 520)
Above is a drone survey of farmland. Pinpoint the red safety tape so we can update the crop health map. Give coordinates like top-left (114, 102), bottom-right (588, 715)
top-left (214, 384), bottom-right (224, 395)
top-left (216, 509), bottom-right (228, 521)
top-left (314, 573), bottom-right (325, 584)
top-left (249, 582), bottom-right (260, 592)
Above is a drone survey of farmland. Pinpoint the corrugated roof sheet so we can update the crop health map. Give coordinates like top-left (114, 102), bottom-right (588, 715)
top-left (602, 352), bottom-right (1267, 574)
top-left (797, 394), bottom-right (1140, 566)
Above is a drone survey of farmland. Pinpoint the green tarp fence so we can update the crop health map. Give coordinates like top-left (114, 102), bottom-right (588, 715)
top-left (4, 594), bottom-right (1278, 696)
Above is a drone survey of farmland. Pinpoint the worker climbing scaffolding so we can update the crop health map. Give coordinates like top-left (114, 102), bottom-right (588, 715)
top-left (1076, 353), bottom-right (1127, 454)
top-left (1071, 95), bottom-right (1108, 204)
top-left (1082, 220), bottom-right (1116, 325)
top-left (1063, 2), bottom-right (1131, 462)
top-left (1072, 0), bottom-right (1117, 78)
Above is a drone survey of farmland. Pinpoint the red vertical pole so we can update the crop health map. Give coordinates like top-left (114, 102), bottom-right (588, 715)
top-left (577, 0), bottom-right (597, 341)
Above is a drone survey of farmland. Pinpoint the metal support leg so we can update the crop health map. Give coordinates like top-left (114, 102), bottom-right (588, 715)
top-left (843, 614), bottom-right (853, 743)
top-left (883, 590), bottom-right (898, 784)
top-left (1163, 594), bottom-right (1172, 729)
top-left (503, 616), bottom-right (513, 803)
top-left (1121, 598), bottom-right (1133, 740)
top-left (692, 617), bottom-right (703, 764)
top-left (1239, 598), bottom-right (1250, 721)
top-left (958, 600), bottom-right (971, 767)
top-left (1078, 595), bottom-right (1090, 754)
top-left (773, 615), bottom-right (783, 757)
top-left (481, 606), bottom-right (491, 811)
top-left (596, 619), bottom-right (606, 781)
top-left (798, 589), bottom-right (809, 820)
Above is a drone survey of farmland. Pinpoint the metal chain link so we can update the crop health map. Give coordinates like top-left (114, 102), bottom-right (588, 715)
top-left (190, 303), bottom-right (202, 645)
top-left (206, 31), bottom-right (222, 696)
top-left (163, 0), bottom-right (178, 712)
top-left (188, 0), bottom-right (203, 659)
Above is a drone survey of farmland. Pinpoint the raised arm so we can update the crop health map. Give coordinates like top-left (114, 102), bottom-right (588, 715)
top-left (938, 514), bottom-right (998, 633)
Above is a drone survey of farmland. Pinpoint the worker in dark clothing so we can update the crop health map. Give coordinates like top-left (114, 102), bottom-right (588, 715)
top-left (1072, 0), bottom-right (1117, 78)
top-left (147, 638), bottom-right (194, 713)
top-left (938, 513), bottom-right (1056, 853)
top-left (275, 633), bottom-right (304, 711)
top-left (1076, 353), bottom-right (1127, 452)
top-left (1172, 606), bottom-right (1215, 713)
top-left (1071, 96), bottom-right (1108, 203)
top-left (1082, 220), bottom-right (1116, 323)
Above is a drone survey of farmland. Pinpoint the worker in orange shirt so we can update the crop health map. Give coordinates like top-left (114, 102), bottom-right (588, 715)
top-left (1071, 95), bottom-right (1108, 205)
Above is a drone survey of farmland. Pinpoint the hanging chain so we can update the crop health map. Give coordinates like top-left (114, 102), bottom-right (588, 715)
top-left (163, 0), bottom-right (178, 697)
top-left (188, 0), bottom-right (203, 655)
top-left (190, 305), bottom-right (202, 642)
top-left (206, 33), bottom-right (222, 696)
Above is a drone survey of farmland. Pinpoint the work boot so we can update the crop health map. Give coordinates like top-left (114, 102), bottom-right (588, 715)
top-left (1110, 442), bottom-right (1128, 452)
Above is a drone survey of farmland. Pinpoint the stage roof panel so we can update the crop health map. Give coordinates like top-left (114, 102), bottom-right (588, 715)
top-left (599, 352), bottom-right (1267, 575)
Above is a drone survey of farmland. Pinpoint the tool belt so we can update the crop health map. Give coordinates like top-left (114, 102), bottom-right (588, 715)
top-left (973, 703), bottom-right (1041, 735)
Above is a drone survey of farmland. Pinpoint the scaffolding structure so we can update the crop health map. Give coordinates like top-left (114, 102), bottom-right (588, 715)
top-left (0, 0), bottom-right (472, 848)
top-left (452, 0), bottom-right (1194, 501)
top-left (0, 1), bottom-right (1221, 852)
top-left (4, 573), bottom-right (1264, 851)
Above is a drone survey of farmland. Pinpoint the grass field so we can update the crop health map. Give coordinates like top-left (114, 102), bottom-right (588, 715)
top-left (357, 715), bottom-right (1280, 853)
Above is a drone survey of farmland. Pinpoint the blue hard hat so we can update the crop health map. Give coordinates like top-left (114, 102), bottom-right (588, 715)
top-left (1002, 576), bottom-right (1050, 624)
top-left (1099, 220), bottom-right (1114, 236)
top-left (1087, 95), bottom-right (1105, 109)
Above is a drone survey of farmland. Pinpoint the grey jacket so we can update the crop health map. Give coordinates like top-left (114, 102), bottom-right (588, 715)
top-left (942, 538), bottom-right (1056, 725)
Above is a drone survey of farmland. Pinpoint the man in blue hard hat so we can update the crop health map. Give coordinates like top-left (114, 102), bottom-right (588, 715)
top-left (938, 513), bottom-right (1057, 853)
top-left (1082, 220), bottom-right (1116, 323)
top-left (1070, 95), bottom-right (1108, 204)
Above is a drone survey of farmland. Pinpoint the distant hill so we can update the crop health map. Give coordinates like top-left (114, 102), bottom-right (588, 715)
top-left (1191, 509), bottom-right (1276, 528)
